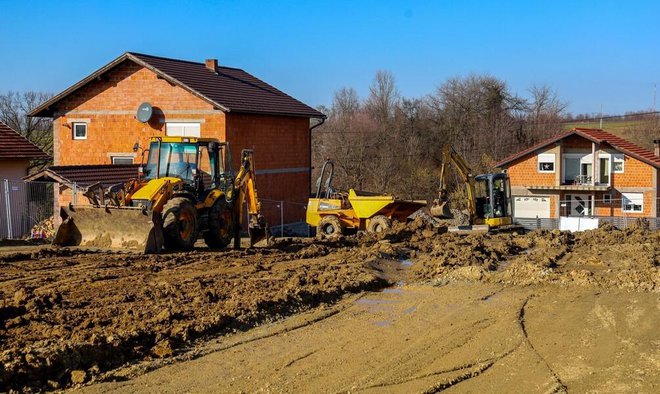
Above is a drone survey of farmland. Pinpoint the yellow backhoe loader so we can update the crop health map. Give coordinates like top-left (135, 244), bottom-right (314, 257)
top-left (53, 136), bottom-right (268, 253)
top-left (431, 144), bottom-right (521, 233)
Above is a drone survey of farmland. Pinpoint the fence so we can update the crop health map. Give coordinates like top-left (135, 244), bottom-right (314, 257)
top-left (0, 179), bottom-right (53, 239)
top-left (514, 197), bottom-right (660, 231)
top-left (259, 198), bottom-right (311, 237)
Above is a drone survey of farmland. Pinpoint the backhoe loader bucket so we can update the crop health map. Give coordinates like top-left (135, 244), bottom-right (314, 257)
top-left (248, 216), bottom-right (270, 247)
top-left (53, 205), bottom-right (164, 253)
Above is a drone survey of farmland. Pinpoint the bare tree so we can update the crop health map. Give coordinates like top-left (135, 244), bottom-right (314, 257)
top-left (0, 91), bottom-right (53, 171)
top-left (525, 84), bottom-right (568, 143)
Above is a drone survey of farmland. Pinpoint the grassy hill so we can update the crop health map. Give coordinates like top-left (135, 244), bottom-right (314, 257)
top-left (564, 117), bottom-right (659, 150)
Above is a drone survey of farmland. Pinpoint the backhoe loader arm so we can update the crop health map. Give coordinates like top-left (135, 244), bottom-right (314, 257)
top-left (232, 149), bottom-right (269, 248)
top-left (433, 144), bottom-right (477, 221)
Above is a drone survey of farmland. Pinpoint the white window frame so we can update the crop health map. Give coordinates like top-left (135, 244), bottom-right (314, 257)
top-left (166, 122), bottom-right (201, 137)
top-left (621, 192), bottom-right (643, 213)
top-left (72, 122), bottom-right (87, 140)
top-left (111, 156), bottom-right (135, 165)
top-left (537, 153), bottom-right (555, 173)
top-left (602, 194), bottom-right (611, 204)
top-left (613, 154), bottom-right (624, 173)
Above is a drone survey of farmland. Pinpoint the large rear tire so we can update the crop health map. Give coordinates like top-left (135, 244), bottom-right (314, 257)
top-left (317, 215), bottom-right (343, 238)
top-left (204, 198), bottom-right (234, 249)
top-left (163, 197), bottom-right (198, 251)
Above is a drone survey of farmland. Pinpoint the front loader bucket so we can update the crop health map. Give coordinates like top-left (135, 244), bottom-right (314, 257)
top-left (53, 205), bottom-right (164, 253)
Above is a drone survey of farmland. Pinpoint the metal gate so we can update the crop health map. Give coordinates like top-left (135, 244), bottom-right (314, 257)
top-left (0, 179), bottom-right (53, 239)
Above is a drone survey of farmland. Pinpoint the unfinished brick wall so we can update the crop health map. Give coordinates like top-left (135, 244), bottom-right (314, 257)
top-left (53, 61), bottom-right (226, 166)
top-left (226, 113), bottom-right (311, 224)
top-left (611, 156), bottom-right (655, 188)
top-left (506, 152), bottom-right (556, 186)
top-left (591, 190), bottom-right (655, 217)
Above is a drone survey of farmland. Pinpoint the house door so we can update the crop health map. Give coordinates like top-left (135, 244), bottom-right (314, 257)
top-left (567, 194), bottom-right (591, 216)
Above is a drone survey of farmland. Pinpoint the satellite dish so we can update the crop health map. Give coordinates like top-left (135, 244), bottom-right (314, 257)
top-left (137, 102), bottom-right (153, 123)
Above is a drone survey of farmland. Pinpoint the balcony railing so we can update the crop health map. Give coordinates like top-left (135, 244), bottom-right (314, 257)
top-left (574, 175), bottom-right (593, 185)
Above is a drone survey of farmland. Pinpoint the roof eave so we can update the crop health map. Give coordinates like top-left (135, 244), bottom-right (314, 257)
top-left (28, 52), bottom-right (133, 118)
top-left (28, 52), bottom-right (231, 118)
top-left (229, 109), bottom-right (327, 119)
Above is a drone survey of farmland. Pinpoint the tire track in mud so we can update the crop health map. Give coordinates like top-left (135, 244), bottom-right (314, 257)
top-left (517, 293), bottom-right (568, 393)
top-left (346, 286), bottom-right (509, 392)
top-left (421, 344), bottom-right (522, 394)
top-left (349, 316), bottom-right (499, 392)
top-left (98, 292), bottom-right (364, 382)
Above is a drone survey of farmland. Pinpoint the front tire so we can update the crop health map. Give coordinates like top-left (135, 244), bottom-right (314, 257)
top-left (163, 197), bottom-right (198, 251)
top-left (317, 215), bottom-right (343, 238)
top-left (204, 198), bottom-right (234, 249)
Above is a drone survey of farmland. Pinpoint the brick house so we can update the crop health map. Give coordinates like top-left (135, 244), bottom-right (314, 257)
top-left (495, 128), bottom-right (660, 224)
top-left (27, 52), bottom-right (325, 224)
top-left (0, 121), bottom-right (49, 180)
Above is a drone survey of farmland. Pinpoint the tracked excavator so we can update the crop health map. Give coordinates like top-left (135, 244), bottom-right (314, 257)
top-left (431, 144), bottom-right (521, 233)
top-left (53, 136), bottom-right (269, 253)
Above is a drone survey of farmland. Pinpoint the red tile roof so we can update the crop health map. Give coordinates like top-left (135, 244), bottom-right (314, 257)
top-left (24, 164), bottom-right (139, 188)
top-left (29, 52), bottom-right (326, 119)
top-left (495, 128), bottom-right (660, 169)
top-left (0, 121), bottom-right (49, 160)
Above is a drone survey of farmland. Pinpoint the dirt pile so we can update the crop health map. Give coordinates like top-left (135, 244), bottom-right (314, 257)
top-left (0, 242), bottom-right (391, 391)
top-left (407, 225), bottom-right (659, 291)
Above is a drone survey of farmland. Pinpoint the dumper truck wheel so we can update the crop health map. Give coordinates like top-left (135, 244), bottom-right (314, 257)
top-left (317, 215), bottom-right (342, 238)
top-left (204, 199), bottom-right (234, 249)
top-left (163, 198), bottom-right (198, 250)
top-left (368, 215), bottom-right (391, 233)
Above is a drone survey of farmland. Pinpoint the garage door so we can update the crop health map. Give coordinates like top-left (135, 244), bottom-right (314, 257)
top-left (513, 196), bottom-right (550, 218)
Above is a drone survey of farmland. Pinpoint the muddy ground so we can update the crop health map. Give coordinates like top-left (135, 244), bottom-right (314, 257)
top-left (0, 221), bottom-right (658, 392)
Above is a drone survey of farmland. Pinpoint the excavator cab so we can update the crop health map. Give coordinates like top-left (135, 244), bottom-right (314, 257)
top-left (473, 173), bottom-right (513, 227)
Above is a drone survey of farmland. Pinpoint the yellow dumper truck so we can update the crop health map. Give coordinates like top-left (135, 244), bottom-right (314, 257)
top-left (306, 161), bottom-right (426, 237)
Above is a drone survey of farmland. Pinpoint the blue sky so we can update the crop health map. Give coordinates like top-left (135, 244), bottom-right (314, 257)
top-left (0, 0), bottom-right (658, 115)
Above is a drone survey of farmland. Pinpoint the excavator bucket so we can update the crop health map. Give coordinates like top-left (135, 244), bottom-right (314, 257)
top-left (430, 200), bottom-right (453, 218)
top-left (53, 205), bottom-right (164, 253)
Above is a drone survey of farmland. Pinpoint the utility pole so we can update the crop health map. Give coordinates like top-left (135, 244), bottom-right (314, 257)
top-left (599, 104), bottom-right (603, 129)
top-left (653, 83), bottom-right (656, 113)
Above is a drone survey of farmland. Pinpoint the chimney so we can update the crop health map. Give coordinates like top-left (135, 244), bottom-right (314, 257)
top-left (205, 58), bottom-right (218, 71)
top-left (654, 139), bottom-right (660, 157)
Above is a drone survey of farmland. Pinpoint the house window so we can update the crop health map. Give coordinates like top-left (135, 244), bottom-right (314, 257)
top-left (621, 192), bottom-right (643, 212)
top-left (73, 122), bottom-right (87, 140)
top-left (537, 153), bottom-right (555, 173)
top-left (166, 122), bottom-right (201, 137)
top-left (112, 156), bottom-right (134, 165)
top-left (613, 154), bottom-right (624, 173)
top-left (602, 194), bottom-right (611, 204)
